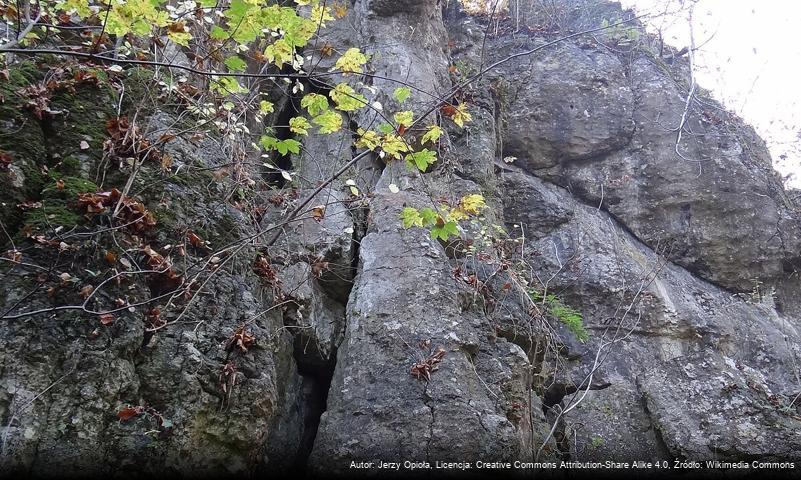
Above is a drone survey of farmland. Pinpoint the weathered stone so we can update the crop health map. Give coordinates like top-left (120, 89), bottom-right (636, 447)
top-left (490, 21), bottom-right (800, 293)
top-left (500, 168), bottom-right (801, 463)
top-left (3, 0), bottom-right (801, 474)
top-left (503, 41), bottom-right (635, 168)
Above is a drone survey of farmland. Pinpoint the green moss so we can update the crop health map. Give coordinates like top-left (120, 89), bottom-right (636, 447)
top-left (528, 289), bottom-right (589, 342)
top-left (35, 65), bottom-right (118, 170)
top-left (152, 207), bottom-right (177, 226)
top-left (0, 62), bottom-right (114, 246)
top-left (21, 175), bottom-right (97, 230)
top-left (24, 201), bottom-right (83, 228)
top-left (0, 63), bottom-right (47, 172)
top-left (59, 155), bottom-right (82, 176)
top-left (42, 175), bottom-right (98, 199)
top-left (1, 61), bottom-right (40, 89)
top-left (19, 161), bottom-right (47, 197)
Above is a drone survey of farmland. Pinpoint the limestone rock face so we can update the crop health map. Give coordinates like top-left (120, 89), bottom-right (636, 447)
top-left (0, 83), bottom-right (302, 475)
top-left (492, 30), bottom-right (801, 293)
top-left (2, 0), bottom-right (801, 476)
top-left (498, 170), bottom-right (801, 461)
top-left (503, 41), bottom-right (636, 168)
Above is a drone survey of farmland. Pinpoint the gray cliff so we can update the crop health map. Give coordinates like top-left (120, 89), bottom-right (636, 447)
top-left (1, 0), bottom-right (800, 477)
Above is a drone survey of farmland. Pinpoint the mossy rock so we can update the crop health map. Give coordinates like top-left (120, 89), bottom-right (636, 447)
top-left (45, 68), bottom-right (118, 168)
top-left (42, 174), bottom-right (99, 199)
top-left (0, 61), bottom-right (48, 187)
top-left (23, 201), bottom-right (84, 229)
top-left (0, 61), bottom-right (116, 245)
top-left (59, 155), bottom-right (84, 176)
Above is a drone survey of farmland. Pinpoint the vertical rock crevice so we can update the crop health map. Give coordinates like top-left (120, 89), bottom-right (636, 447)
top-left (273, 163), bottom-right (371, 473)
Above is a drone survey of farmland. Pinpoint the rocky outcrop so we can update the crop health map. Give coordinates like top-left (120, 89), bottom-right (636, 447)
top-left (0, 64), bottom-right (304, 476)
top-left (478, 23), bottom-right (801, 294)
top-left (452, 1), bottom-right (801, 464)
top-left (2, 0), bottom-right (801, 477)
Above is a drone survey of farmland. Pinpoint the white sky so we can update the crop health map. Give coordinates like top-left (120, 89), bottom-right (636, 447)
top-left (621, 0), bottom-right (801, 186)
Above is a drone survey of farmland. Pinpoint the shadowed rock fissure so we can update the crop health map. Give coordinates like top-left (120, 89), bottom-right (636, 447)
top-left (290, 346), bottom-right (337, 473)
top-left (285, 180), bottom-right (370, 474)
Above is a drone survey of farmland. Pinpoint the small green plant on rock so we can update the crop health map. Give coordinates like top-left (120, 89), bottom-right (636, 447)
top-left (528, 289), bottom-right (588, 342)
top-left (400, 194), bottom-right (487, 241)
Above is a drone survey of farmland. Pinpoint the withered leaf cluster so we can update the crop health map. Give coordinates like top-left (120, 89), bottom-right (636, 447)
top-left (410, 344), bottom-right (446, 381)
top-left (76, 189), bottom-right (156, 234)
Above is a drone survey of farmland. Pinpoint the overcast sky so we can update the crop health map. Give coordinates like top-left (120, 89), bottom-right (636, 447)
top-left (621, 0), bottom-right (801, 186)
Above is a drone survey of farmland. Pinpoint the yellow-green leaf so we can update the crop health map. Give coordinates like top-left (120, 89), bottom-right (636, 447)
top-left (393, 111), bottom-right (414, 128)
top-left (289, 116), bottom-right (311, 136)
top-left (421, 125), bottom-right (444, 144)
top-left (56, 0), bottom-right (91, 18)
top-left (212, 76), bottom-right (248, 95)
top-left (309, 5), bottom-right (334, 27)
top-left (301, 94), bottom-right (329, 116)
top-left (401, 208), bottom-right (424, 228)
top-left (264, 39), bottom-right (294, 68)
top-left (381, 134), bottom-right (409, 160)
top-left (260, 100), bottom-right (275, 115)
top-left (355, 128), bottom-right (380, 151)
top-left (313, 110), bottom-right (343, 134)
top-left (393, 87), bottom-right (411, 103)
top-left (335, 47), bottom-right (368, 74)
top-left (330, 83), bottom-right (367, 112)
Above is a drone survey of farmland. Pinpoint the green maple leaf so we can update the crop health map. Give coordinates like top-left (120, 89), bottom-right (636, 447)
top-left (313, 110), bottom-right (343, 134)
top-left (405, 149), bottom-right (437, 172)
top-left (419, 208), bottom-right (438, 226)
top-left (276, 139), bottom-right (301, 155)
top-left (260, 136), bottom-right (301, 155)
top-left (400, 208), bottom-right (423, 228)
top-left (393, 87), bottom-right (411, 103)
top-left (260, 135), bottom-right (279, 150)
top-left (212, 76), bottom-right (247, 95)
top-left (431, 221), bottom-right (459, 241)
top-left (225, 56), bottom-right (248, 72)
top-left (210, 25), bottom-right (228, 40)
top-left (301, 94), bottom-right (330, 116)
